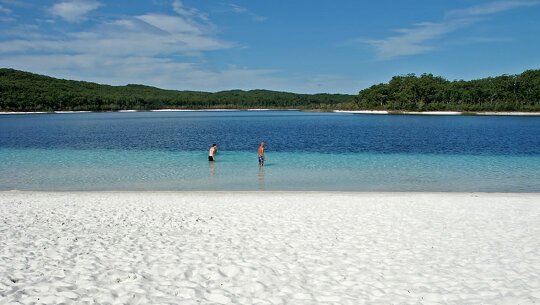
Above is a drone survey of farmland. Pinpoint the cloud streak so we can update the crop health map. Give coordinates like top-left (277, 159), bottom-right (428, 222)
top-left (227, 4), bottom-right (267, 22)
top-left (364, 0), bottom-right (539, 58)
top-left (0, 13), bottom-right (235, 61)
top-left (0, 53), bottom-right (283, 92)
top-left (50, 0), bottom-right (102, 22)
top-left (0, 4), bottom-right (12, 14)
top-left (172, 0), bottom-right (208, 22)
top-left (448, 0), bottom-right (539, 17)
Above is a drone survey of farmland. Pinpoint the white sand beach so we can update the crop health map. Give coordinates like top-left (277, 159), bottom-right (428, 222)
top-left (1, 192), bottom-right (539, 304)
top-left (334, 110), bottom-right (390, 115)
top-left (334, 110), bottom-right (540, 116)
top-left (150, 109), bottom-right (240, 112)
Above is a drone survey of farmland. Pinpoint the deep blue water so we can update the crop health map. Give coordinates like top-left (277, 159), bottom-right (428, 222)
top-left (1, 111), bottom-right (539, 191)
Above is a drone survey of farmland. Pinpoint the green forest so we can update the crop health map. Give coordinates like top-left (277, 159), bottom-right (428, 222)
top-left (353, 69), bottom-right (540, 112)
top-left (1, 68), bottom-right (539, 112)
top-left (0, 69), bottom-right (352, 111)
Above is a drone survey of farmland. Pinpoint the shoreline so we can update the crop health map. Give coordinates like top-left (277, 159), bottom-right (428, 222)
top-left (2, 190), bottom-right (540, 195)
top-left (1, 109), bottom-right (540, 116)
top-left (333, 110), bottom-right (540, 116)
top-left (1, 191), bottom-right (538, 304)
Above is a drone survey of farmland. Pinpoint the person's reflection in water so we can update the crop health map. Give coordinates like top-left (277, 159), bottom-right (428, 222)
top-left (258, 165), bottom-right (265, 190)
top-left (209, 160), bottom-right (216, 177)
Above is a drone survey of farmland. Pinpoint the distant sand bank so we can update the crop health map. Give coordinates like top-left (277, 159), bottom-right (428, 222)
top-left (334, 110), bottom-right (540, 116)
top-left (1, 192), bottom-right (539, 304)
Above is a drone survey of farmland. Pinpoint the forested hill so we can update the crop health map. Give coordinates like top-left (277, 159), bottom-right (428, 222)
top-left (1, 68), bottom-right (540, 112)
top-left (353, 69), bottom-right (540, 112)
top-left (0, 69), bottom-right (353, 111)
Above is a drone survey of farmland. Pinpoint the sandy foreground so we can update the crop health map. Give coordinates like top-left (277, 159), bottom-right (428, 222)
top-left (0, 192), bottom-right (539, 305)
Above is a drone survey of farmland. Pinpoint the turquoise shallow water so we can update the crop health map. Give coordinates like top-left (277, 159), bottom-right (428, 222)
top-left (1, 111), bottom-right (539, 191)
top-left (1, 148), bottom-right (539, 191)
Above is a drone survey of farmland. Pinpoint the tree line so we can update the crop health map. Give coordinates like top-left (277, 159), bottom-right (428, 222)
top-left (353, 69), bottom-right (540, 112)
top-left (1, 68), bottom-right (539, 112)
top-left (0, 69), bottom-right (351, 111)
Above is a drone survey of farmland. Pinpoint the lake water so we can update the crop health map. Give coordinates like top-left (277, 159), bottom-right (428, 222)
top-left (1, 111), bottom-right (539, 191)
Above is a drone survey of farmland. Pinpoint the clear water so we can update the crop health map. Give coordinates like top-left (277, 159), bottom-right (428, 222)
top-left (1, 111), bottom-right (539, 191)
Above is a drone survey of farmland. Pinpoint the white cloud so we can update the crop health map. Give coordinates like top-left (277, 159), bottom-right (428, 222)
top-left (448, 0), bottom-right (540, 17)
top-left (0, 1), bottom-right (284, 92)
top-left (0, 53), bottom-right (284, 92)
top-left (172, 0), bottom-right (208, 22)
top-left (363, 0), bottom-right (540, 58)
top-left (0, 0), bottom-right (355, 93)
top-left (466, 36), bottom-right (513, 43)
top-left (365, 21), bottom-right (460, 58)
top-left (0, 16), bottom-right (15, 22)
top-left (0, 14), bottom-right (234, 56)
top-left (1, 0), bottom-right (234, 57)
top-left (0, 0), bottom-right (29, 8)
top-left (136, 14), bottom-right (202, 35)
top-left (0, 52), bottom-right (358, 93)
top-left (50, 0), bottom-right (101, 23)
top-left (229, 4), bottom-right (247, 14)
top-left (0, 4), bottom-right (12, 14)
top-left (227, 3), bottom-right (267, 22)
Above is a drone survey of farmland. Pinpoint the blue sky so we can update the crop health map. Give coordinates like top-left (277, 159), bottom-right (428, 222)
top-left (1, 0), bottom-right (539, 94)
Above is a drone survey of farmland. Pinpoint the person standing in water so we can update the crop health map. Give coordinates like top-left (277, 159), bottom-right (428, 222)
top-left (258, 142), bottom-right (265, 166)
top-left (208, 143), bottom-right (217, 161)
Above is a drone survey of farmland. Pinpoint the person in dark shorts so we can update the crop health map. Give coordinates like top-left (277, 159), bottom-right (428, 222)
top-left (258, 142), bottom-right (265, 166)
top-left (208, 143), bottom-right (217, 161)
